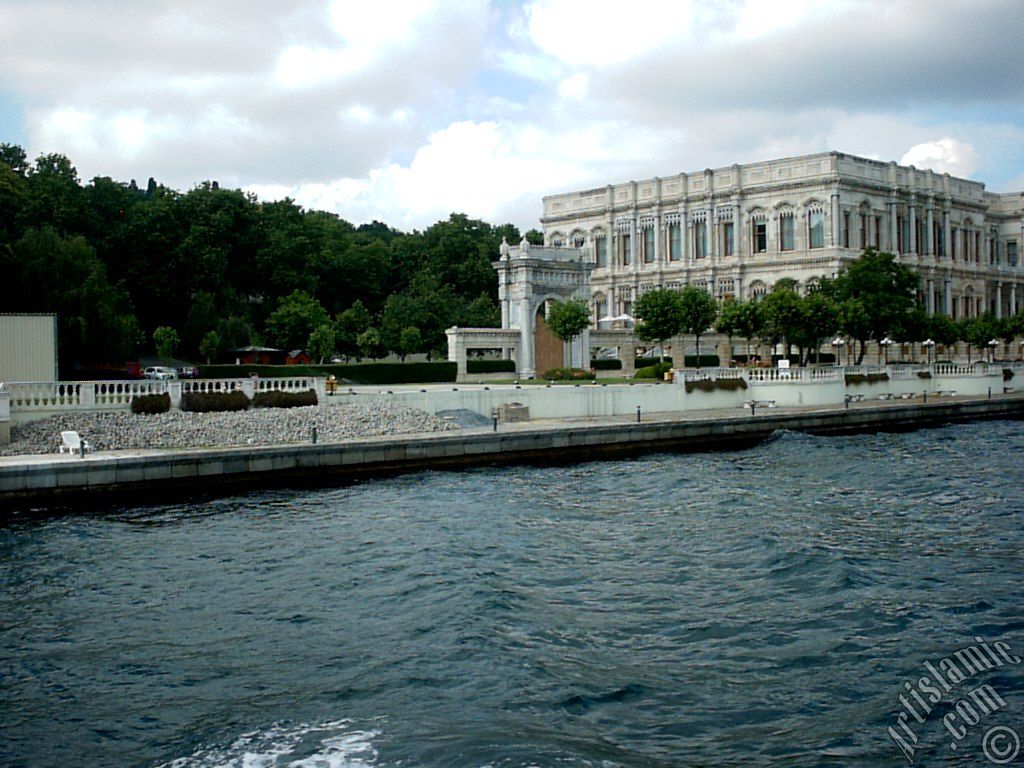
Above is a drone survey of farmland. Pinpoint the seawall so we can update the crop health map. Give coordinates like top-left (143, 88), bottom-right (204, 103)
top-left (2, 396), bottom-right (1022, 511)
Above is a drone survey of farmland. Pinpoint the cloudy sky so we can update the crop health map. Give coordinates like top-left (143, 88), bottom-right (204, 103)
top-left (1, 0), bottom-right (1022, 230)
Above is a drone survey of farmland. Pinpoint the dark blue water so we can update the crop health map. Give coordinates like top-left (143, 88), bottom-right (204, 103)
top-left (2, 422), bottom-right (1024, 767)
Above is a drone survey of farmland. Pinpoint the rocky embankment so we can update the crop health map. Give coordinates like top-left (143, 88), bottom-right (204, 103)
top-left (0, 401), bottom-right (459, 456)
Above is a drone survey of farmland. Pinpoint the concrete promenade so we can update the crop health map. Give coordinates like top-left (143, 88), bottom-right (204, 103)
top-left (1, 394), bottom-right (1022, 510)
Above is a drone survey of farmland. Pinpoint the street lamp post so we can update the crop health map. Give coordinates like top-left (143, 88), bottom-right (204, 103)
top-left (832, 336), bottom-right (845, 368)
top-left (988, 338), bottom-right (999, 364)
top-left (922, 338), bottom-right (935, 367)
top-left (880, 336), bottom-right (893, 366)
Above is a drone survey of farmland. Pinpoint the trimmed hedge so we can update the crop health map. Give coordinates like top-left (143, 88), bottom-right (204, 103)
top-left (917, 371), bottom-right (933, 379)
top-left (181, 390), bottom-right (251, 412)
top-left (635, 356), bottom-right (672, 369)
top-left (684, 354), bottom-right (720, 367)
top-left (543, 367), bottom-right (596, 381)
top-left (199, 362), bottom-right (457, 385)
top-left (685, 377), bottom-right (748, 394)
top-left (131, 393), bottom-right (171, 415)
top-left (845, 372), bottom-right (890, 385)
top-left (637, 355), bottom-right (720, 368)
top-left (467, 359), bottom-right (515, 374)
top-left (635, 362), bottom-right (673, 380)
top-left (1004, 368), bottom-right (1014, 381)
top-left (252, 389), bottom-right (318, 409)
top-left (590, 359), bottom-right (623, 371)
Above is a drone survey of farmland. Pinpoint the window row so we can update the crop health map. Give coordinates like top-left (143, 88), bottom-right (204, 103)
top-left (593, 212), bottom-right (826, 267)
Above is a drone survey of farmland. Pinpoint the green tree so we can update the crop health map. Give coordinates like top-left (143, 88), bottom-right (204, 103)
top-left (635, 288), bottom-right (685, 361)
top-left (0, 142), bottom-right (29, 176)
top-left (678, 286), bottom-right (718, 365)
top-left (927, 314), bottom-right (960, 354)
top-left (998, 312), bottom-right (1024, 345)
top-left (336, 300), bottom-right (373, 360)
top-left (357, 327), bottom-right (385, 360)
top-left (796, 292), bottom-right (840, 365)
top-left (545, 299), bottom-right (591, 368)
top-left (398, 326), bottom-right (423, 361)
top-left (960, 314), bottom-right (999, 364)
top-left (834, 247), bottom-right (920, 359)
top-left (761, 286), bottom-right (803, 360)
top-left (2, 227), bottom-right (141, 365)
top-left (733, 300), bottom-right (765, 362)
top-left (153, 326), bottom-right (180, 360)
top-left (199, 330), bottom-right (221, 364)
top-left (839, 299), bottom-right (872, 364)
top-left (524, 229), bottom-right (544, 246)
top-left (266, 290), bottom-right (329, 350)
top-left (307, 324), bottom-right (336, 364)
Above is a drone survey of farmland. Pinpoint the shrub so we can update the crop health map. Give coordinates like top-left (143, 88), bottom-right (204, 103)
top-left (131, 393), bottom-right (171, 415)
top-left (199, 362), bottom-right (457, 385)
top-left (467, 359), bottom-right (516, 374)
top-left (1004, 368), bottom-right (1014, 381)
top-left (542, 367), bottom-right (596, 381)
top-left (845, 372), bottom-right (890, 385)
top-left (635, 362), bottom-right (673, 380)
top-left (685, 377), bottom-right (748, 394)
top-left (634, 356), bottom-right (672, 369)
top-left (683, 354), bottom-right (720, 367)
top-left (917, 371), bottom-right (933, 379)
top-left (181, 390), bottom-right (251, 412)
top-left (252, 389), bottom-right (318, 409)
top-left (590, 359), bottom-right (623, 371)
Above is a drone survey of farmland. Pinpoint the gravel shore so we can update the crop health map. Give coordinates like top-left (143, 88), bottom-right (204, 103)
top-left (0, 401), bottom-right (459, 456)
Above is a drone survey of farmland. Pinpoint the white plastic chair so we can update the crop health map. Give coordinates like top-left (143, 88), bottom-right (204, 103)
top-left (59, 431), bottom-right (91, 455)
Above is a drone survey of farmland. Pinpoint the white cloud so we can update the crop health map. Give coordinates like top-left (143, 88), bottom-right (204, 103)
top-left (732, 0), bottom-right (843, 40)
top-left (526, 0), bottom-right (694, 68)
top-left (557, 73), bottom-right (589, 101)
top-left (245, 117), bottom-right (663, 228)
top-left (900, 138), bottom-right (979, 178)
top-left (2, 0), bottom-right (1023, 229)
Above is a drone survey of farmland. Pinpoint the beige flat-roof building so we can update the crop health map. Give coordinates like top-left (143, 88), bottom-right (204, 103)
top-left (0, 314), bottom-right (58, 382)
top-left (539, 151), bottom-right (1024, 327)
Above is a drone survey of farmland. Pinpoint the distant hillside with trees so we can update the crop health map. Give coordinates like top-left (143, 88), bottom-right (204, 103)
top-left (0, 143), bottom-right (544, 372)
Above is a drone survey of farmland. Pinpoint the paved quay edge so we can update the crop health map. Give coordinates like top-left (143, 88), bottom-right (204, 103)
top-left (1, 397), bottom-right (1022, 510)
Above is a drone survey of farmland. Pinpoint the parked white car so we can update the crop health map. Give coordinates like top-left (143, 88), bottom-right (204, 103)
top-left (143, 366), bottom-right (178, 380)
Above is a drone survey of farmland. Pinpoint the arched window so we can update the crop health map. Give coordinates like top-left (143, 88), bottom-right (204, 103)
top-left (807, 207), bottom-right (825, 249)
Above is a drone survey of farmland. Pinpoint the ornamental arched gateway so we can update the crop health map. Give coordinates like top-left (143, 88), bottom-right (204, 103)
top-left (494, 237), bottom-right (595, 378)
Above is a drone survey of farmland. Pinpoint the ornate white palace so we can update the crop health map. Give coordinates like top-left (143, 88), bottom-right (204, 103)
top-left (541, 151), bottom-right (1024, 327)
top-left (446, 151), bottom-right (1024, 379)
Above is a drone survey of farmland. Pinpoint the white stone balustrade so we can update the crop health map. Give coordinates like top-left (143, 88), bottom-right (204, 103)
top-left (7, 377), bottom-right (326, 424)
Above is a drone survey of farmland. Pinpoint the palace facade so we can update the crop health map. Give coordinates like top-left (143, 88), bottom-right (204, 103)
top-left (539, 151), bottom-right (1024, 327)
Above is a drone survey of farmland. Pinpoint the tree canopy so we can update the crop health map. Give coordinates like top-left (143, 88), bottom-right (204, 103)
top-left (635, 288), bottom-right (685, 358)
top-left (0, 146), bottom-right (519, 372)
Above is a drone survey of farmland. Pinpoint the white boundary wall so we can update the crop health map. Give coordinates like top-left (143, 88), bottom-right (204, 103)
top-left (0, 365), bottom-right (1014, 436)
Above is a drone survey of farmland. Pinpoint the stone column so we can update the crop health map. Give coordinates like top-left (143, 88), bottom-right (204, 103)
top-left (926, 206), bottom-right (935, 255)
top-left (908, 203), bottom-right (917, 255)
top-left (620, 340), bottom-right (636, 376)
top-left (830, 193), bottom-right (840, 247)
top-left (944, 279), bottom-right (953, 316)
top-left (996, 282), bottom-right (1003, 319)
top-left (943, 209), bottom-right (951, 259)
top-left (653, 212), bottom-right (662, 263)
top-left (630, 216), bottom-right (638, 275)
top-left (1010, 283), bottom-right (1018, 316)
top-left (446, 329), bottom-right (468, 379)
top-left (520, 310), bottom-right (535, 379)
top-left (926, 278), bottom-right (935, 316)
top-left (709, 205), bottom-right (718, 263)
top-left (889, 200), bottom-right (898, 253)
top-left (733, 206), bottom-right (741, 258)
top-left (0, 386), bottom-right (9, 446)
